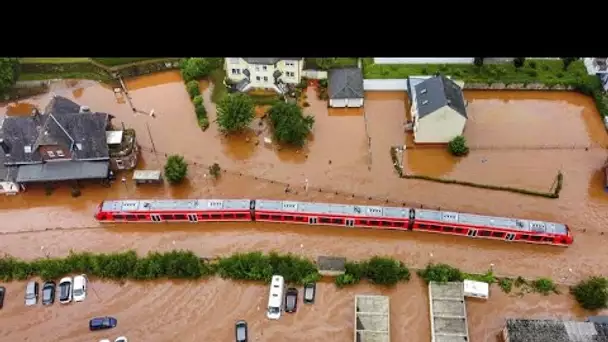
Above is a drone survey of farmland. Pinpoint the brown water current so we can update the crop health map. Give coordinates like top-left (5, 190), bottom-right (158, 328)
top-left (1, 73), bottom-right (608, 340)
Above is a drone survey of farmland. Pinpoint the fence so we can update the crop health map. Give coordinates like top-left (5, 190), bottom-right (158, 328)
top-left (302, 69), bottom-right (328, 80)
top-left (363, 79), bottom-right (408, 91)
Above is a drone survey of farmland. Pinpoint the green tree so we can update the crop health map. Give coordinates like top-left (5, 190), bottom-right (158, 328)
top-left (571, 276), bottom-right (608, 310)
top-left (186, 80), bottom-right (200, 99)
top-left (180, 58), bottom-right (213, 82)
top-left (417, 263), bottom-right (463, 284)
top-left (560, 57), bottom-right (578, 71)
top-left (0, 58), bottom-right (20, 96)
top-left (447, 135), bottom-right (469, 156)
top-left (513, 57), bottom-right (526, 68)
top-left (164, 155), bottom-right (188, 184)
top-left (209, 163), bottom-right (221, 178)
top-left (216, 93), bottom-right (255, 133)
top-left (363, 256), bottom-right (410, 286)
top-left (473, 57), bottom-right (484, 67)
top-left (268, 102), bottom-right (314, 147)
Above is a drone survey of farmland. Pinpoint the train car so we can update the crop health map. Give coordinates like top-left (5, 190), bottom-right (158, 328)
top-left (254, 199), bottom-right (414, 230)
top-left (412, 209), bottom-right (573, 246)
top-left (95, 199), bottom-right (254, 223)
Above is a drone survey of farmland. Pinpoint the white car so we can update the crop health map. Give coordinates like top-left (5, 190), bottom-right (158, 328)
top-left (72, 274), bottom-right (87, 302)
top-left (115, 337), bottom-right (128, 342)
top-left (58, 277), bottom-right (72, 304)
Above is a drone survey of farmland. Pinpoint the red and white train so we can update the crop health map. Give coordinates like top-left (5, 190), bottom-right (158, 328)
top-left (95, 199), bottom-right (573, 247)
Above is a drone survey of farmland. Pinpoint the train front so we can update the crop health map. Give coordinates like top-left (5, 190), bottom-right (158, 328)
top-left (94, 201), bottom-right (106, 221)
top-left (565, 225), bottom-right (574, 245)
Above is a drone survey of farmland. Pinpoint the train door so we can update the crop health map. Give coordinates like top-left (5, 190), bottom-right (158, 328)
top-left (467, 229), bottom-right (478, 237)
top-left (345, 219), bottom-right (355, 227)
top-left (151, 214), bottom-right (161, 222)
top-left (505, 233), bottom-right (515, 241)
top-left (308, 217), bottom-right (318, 225)
top-left (188, 214), bottom-right (198, 222)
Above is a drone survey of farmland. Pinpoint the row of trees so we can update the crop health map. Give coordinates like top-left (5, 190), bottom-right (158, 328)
top-left (217, 93), bottom-right (314, 147)
top-left (0, 58), bottom-right (20, 97)
top-left (473, 57), bottom-right (580, 71)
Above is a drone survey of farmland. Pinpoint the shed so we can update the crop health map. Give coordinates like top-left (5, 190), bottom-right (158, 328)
top-left (106, 131), bottom-right (123, 145)
top-left (328, 68), bottom-right (364, 108)
top-left (317, 256), bottom-right (346, 276)
top-left (410, 75), bottom-right (468, 144)
top-left (463, 279), bottom-right (489, 300)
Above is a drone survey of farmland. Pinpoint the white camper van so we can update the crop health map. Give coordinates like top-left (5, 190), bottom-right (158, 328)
top-left (267, 275), bottom-right (285, 320)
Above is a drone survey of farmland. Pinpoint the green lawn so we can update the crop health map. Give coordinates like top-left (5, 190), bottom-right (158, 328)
top-left (18, 72), bottom-right (111, 82)
top-left (210, 68), bottom-right (228, 103)
top-left (362, 58), bottom-right (589, 86)
top-left (19, 58), bottom-right (91, 64)
top-left (91, 58), bottom-right (169, 67)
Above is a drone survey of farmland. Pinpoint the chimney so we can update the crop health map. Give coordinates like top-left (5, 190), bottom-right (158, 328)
top-left (79, 106), bottom-right (91, 113)
top-left (0, 138), bottom-right (10, 155)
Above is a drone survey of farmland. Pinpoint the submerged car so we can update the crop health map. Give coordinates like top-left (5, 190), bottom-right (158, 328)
top-left (303, 282), bottom-right (316, 304)
top-left (115, 337), bottom-right (128, 342)
top-left (42, 281), bottom-right (56, 305)
top-left (25, 281), bottom-right (39, 306)
top-left (89, 316), bottom-right (118, 331)
top-left (0, 286), bottom-right (5, 309)
top-left (284, 288), bottom-right (298, 313)
top-left (235, 320), bottom-right (248, 342)
top-left (72, 274), bottom-right (87, 302)
top-left (59, 277), bottom-right (73, 304)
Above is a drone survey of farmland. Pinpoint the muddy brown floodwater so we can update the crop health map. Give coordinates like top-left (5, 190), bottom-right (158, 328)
top-left (1, 73), bottom-right (608, 341)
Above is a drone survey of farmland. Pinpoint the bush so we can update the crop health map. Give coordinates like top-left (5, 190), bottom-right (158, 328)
top-left (473, 58), bottom-right (484, 67)
top-left (186, 80), bottom-right (200, 99)
top-left (209, 163), bottom-right (221, 178)
top-left (164, 154), bottom-right (188, 184)
top-left (499, 278), bottom-right (514, 293)
top-left (417, 263), bottom-right (464, 284)
top-left (0, 58), bottom-right (20, 96)
top-left (198, 116), bottom-right (209, 131)
top-left (364, 256), bottom-right (410, 286)
top-left (532, 277), bottom-right (558, 295)
top-left (180, 58), bottom-right (213, 82)
top-left (195, 103), bottom-right (207, 119)
top-left (192, 95), bottom-right (204, 107)
top-left (216, 252), bottom-right (319, 284)
top-left (267, 102), bottom-right (314, 147)
top-left (513, 57), bottom-right (526, 68)
top-left (216, 93), bottom-right (255, 133)
top-left (447, 135), bottom-right (469, 156)
top-left (571, 277), bottom-right (608, 310)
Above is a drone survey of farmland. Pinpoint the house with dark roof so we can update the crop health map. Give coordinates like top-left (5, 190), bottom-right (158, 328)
top-left (408, 74), bottom-right (468, 144)
top-left (0, 96), bottom-right (139, 186)
top-left (224, 58), bottom-right (304, 94)
top-left (502, 318), bottom-right (608, 342)
top-left (328, 67), bottom-right (364, 108)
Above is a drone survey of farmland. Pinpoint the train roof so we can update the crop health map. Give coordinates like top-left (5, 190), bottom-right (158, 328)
top-left (415, 209), bottom-right (568, 235)
top-left (254, 199), bottom-right (412, 220)
top-left (100, 199), bottom-right (251, 212)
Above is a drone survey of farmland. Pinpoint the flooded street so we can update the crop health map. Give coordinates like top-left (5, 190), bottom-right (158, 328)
top-left (2, 72), bottom-right (608, 340)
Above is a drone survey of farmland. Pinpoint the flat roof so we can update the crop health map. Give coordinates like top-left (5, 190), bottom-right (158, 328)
top-left (355, 295), bottom-right (390, 342)
top-left (133, 170), bottom-right (162, 180)
top-left (106, 130), bottom-right (123, 145)
top-left (429, 282), bottom-right (469, 342)
top-left (16, 161), bottom-right (109, 183)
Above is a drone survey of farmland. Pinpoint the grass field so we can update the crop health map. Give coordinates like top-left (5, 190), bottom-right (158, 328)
top-left (19, 58), bottom-right (91, 64)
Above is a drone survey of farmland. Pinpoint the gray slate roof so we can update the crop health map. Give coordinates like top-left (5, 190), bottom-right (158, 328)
top-left (414, 75), bottom-right (467, 119)
top-left (16, 161), bottom-right (109, 183)
top-left (328, 67), bottom-right (364, 99)
top-left (242, 58), bottom-right (300, 65)
top-left (0, 96), bottom-right (110, 164)
top-left (504, 319), bottom-right (608, 342)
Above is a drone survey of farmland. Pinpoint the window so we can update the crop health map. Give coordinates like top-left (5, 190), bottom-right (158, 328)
top-left (285, 71), bottom-right (295, 77)
top-left (295, 216), bottom-right (304, 221)
top-left (236, 213), bottom-right (247, 219)
top-left (174, 214), bottom-right (186, 220)
top-left (381, 221), bottom-right (392, 227)
top-left (76, 143), bottom-right (83, 150)
top-left (113, 214), bottom-right (124, 220)
top-left (332, 218), bottom-right (343, 224)
top-left (256, 76), bottom-right (261, 81)
top-left (285, 62), bottom-right (295, 67)
top-left (211, 214), bottom-right (221, 219)
top-left (422, 100), bottom-right (429, 105)
top-left (284, 215), bottom-right (294, 221)
top-left (479, 230), bottom-right (492, 237)
top-left (320, 218), bottom-right (331, 223)
top-left (454, 228), bottom-right (464, 233)
top-left (255, 66), bottom-right (260, 71)
top-left (116, 159), bottom-right (124, 169)
top-left (492, 232), bottom-right (505, 238)
top-left (47, 151), bottom-right (55, 158)
top-left (161, 215), bottom-right (172, 220)
top-left (521, 234), bottom-right (530, 239)
top-left (137, 215), bottom-right (147, 220)
top-left (271, 215), bottom-right (281, 220)
top-left (263, 76), bottom-right (268, 82)
top-left (262, 66), bottom-right (267, 71)
top-left (444, 227), bottom-right (454, 232)
top-left (56, 150), bottom-right (65, 157)
top-left (231, 68), bottom-right (240, 75)
top-left (259, 214), bottom-right (269, 219)
top-left (23, 145), bottom-right (32, 153)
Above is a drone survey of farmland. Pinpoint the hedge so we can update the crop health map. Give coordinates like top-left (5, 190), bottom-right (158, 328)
top-left (335, 256), bottom-right (411, 287)
top-left (19, 60), bottom-right (111, 82)
top-left (389, 146), bottom-right (563, 199)
top-left (178, 59), bottom-right (219, 132)
top-left (570, 276), bottom-right (608, 310)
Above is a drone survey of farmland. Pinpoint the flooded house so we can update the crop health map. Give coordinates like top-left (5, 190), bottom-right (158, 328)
top-left (328, 67), bottom-right (364, 108)
top-left (408, 75), bottom-right (468, 144)
top-left (0, 96), bottom-right (138, 189)
top-left (501, 318), bottom-right (608, 342)
top-left (224, 58), bottom-right (304, 94)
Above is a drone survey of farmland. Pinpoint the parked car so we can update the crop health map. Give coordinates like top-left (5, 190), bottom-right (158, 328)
top-left (25, 281), bottom-right (39, 306)
top-left (0, 286), bottom-right (5, 309)
top-left (115, 337), bottom-right (128, 342)
top-left (42, 281), bottom-right (56, 305)
top-left (284, 288), bottom-right (298, 313)
top-left (303, 282), bottom-right (316, 304)
top-left (58, 277), bottom-right (72, 304)
top-left (89, 316), bottom-right (118, 331)
top-left (73, 274), bottom-right (87, 302)
top-left (235, 320), bottom-right (248, 342)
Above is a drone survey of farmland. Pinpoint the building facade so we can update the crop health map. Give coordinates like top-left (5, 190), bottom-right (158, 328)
top-left (224, 58), bottom-right (304, 94)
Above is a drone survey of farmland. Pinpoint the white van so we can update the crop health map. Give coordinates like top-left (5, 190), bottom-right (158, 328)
top-left (266, 275), bottom-right (285, 320)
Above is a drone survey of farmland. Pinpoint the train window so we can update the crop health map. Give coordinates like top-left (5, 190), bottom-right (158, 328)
top-left (394, 221), bottom-right (405, 227)
top-left (332, 218), bottom-right (343, 224)
top-left (125, 215), bottom-right (137, 221)
top-left (259, 214), bottom-right (269, 219)
top-left (236, 214), bottom-right (247, 219)
top-left (444, 227), bottom-right (454, 233)
top-left (381, 221), bottom-right (391, 227)
top-left (224, 214), bottom-right (236, 219)
top-left (369, 220), bottom-right (379, 226)
top-left (359, 220), bottom-right (368, 225)
top-left (542, 237), bottom-right (553, 242)
top-left (479, 230), bottom-right (492, 237)
top-left (201, 214), bottom-right (210, 219)
top-left (320, 218), bottom-right (331, 224)
top-left (174, 214), bottom-right (186, 220)
top-left (271, 215), bottom-right (281, 220)
top-left (531, 236), bottom-right (542, 241)
top-left (161, 215), bottom-right (172, 220)
top-left (211, 214), bottom-right (222, 219)
top-left (137, 215), bottom-right (147, 220)
top-left (113, 214), bottom-right (124, 220)
top-left (430, 225), bottom-right (441, 230)
top-left (492, 232), bottom-right (505, 238)
top-left (454, 228), bottom-right (463, 233)
top-left (521, 234), bottom-right (530, 239)
top-left (295, 216), bottom-right (304, 221)
top-left (419, 224), bottom-right (428, 229)
top-left (284, 215), bottom-right (294, 221)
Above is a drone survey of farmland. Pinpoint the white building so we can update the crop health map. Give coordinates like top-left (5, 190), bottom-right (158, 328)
top-left (224, 58), bottom-right (304, 94)
top-left (328, 67), bottom-right (364, 108)
top-left (408, 75), bottom-right (468, 144)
